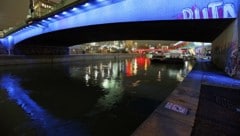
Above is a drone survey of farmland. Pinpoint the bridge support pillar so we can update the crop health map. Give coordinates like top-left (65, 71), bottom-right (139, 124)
top-left (0, 44), bottom-right (13, 55)
top-left (0, 45), bottom-right (7, 55)
top-left (212, 18), bottom-right (240, 79)
top-left (236, 11), bottom-right (240, 79)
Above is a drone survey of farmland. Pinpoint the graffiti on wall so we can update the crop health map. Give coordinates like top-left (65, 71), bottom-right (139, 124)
top-left (179, 1), bottom-right (236, 19)
top-left (237, 56), bottom-right (240, 78)
top-left (225, 41), bottom-right (238, 77)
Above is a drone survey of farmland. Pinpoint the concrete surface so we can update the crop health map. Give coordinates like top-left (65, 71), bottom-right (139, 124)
top-left (132, 59), bottom-right (240, 136)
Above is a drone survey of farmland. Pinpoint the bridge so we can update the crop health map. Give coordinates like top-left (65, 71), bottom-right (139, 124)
top-left (0, 0), bottom-right (239, 78)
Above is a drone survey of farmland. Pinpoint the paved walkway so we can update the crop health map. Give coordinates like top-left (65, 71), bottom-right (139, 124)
top-left (132, 59), bottom-right (240, 136)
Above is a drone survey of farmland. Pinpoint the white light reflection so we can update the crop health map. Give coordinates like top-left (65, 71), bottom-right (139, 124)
top-left (157, 71), bottom-right (162, 82)
top-left (62, 11), bottom-right (68, 15)
top-left (167, 63), bottom-right (192, 82)
top-left (54, 14), bottom-right (60, 18)
top-left (101, 69), bottom-right (105, 78)
top-left (85, 74), bottom-right (90, 85)
top-left (133, 59), bottom-right (138, 75)
top-left (68, 60), bottom-right (124, 112)
top-left (107, 69), bottom-right (111, 78)
top-left (71, 7), bottom-right (79, 12)
top-left (112, 63), bottom-right (119, 78)
top-left (98, 78), bottom-right (123, 111)
top-left (94, 70), bottom-right (99, 80)
top-left (82, 3), bottom-right (90, 7)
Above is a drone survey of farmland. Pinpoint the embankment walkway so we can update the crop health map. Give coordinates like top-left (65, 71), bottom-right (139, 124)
top-left (132, 59), bottom-right (240, 136)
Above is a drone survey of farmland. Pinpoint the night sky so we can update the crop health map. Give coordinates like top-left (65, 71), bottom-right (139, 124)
top-left (0, 0), bottom-right (79, 30)
top-left (0, 0), bottom-right (29, 30)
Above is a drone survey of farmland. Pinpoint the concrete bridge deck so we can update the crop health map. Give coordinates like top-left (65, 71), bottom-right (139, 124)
top-left (132, 59), bottom-right (240, 136)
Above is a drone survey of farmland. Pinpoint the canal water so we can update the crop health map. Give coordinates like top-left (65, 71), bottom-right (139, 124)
top-left (0, 57), bottom-right (194, 136)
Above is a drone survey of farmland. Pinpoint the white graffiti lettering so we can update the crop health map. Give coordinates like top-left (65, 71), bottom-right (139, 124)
top-left (223, 4), bottom-right (236, 18)
top-left (182, 1), bottom-right (236, 19)
top-left (208, 1), bottom-right (223, 18)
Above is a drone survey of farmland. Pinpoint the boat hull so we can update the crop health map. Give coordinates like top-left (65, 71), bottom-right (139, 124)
top-left (150, 58), bottom-right (184, 64)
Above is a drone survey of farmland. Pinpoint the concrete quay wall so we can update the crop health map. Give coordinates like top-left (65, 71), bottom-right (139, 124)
top-left (0, 54), bottom-right (137, 65)
top-left (132, 61), bottom-right (203, 136)
top-left (132, 60), bottom-right (240, 136)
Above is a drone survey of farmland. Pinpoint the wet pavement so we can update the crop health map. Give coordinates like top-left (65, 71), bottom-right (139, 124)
top-left (132, 59), bottom-right (240, 136)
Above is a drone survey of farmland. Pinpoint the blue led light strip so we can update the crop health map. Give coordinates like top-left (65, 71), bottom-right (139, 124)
top-left (0, 0), bottom-right (238, 48)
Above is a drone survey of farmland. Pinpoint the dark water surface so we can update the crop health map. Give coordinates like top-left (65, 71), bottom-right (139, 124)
top-left (0, 57), bottom-right (194, 136)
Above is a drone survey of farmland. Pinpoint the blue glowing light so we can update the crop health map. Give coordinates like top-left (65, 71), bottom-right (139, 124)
top-left (0, 0), bottom-right (238, 47)
top-left (82, 3), bottom-right (90, 7)
top-left (47, 17), bottom-right (54, 21)
top-left (96, 0), bottom-right (106, 2)
top-left (0, 74), bottom-right (87, 135)
top-left (62, 11), bottom-right (68, 15)
top-left (71, 7), bottom-right (78, 11)
top-left (202, 71), bottom-right (240, 88)
top-left (185, 68), bottom-right (240, 89)
top-left (0, 74), bottom-right (50, 122)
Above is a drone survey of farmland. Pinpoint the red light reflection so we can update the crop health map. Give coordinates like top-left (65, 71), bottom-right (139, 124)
top-left (125, 57), bottom-right (150, 76)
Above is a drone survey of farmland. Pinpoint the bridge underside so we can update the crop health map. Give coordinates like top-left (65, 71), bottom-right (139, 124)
top-left (16, 19), bottom-right (235, 47)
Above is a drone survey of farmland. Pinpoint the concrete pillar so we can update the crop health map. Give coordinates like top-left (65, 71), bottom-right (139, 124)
top-left (211, 1), bottom-right (240, 79)
top-left (0, 36), bottom-right (13, 55)
top-left (236, 4), bottom-right (240, 79)
top-left (0, 43), bottom-right (7, 55)
top-left (212, 19), bottom-right (239, 78)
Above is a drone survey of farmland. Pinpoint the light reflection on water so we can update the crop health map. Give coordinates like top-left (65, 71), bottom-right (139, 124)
top-left (0, 57), bottom-right (194, 136)
top-left (0, 74), bottom-right (88, 136)
top-left (0, 75), bottom-right (46, 117)
top-left (69, 57), bottom-right (193, 112)
top-left (69, 60), bottom-right (125, 112)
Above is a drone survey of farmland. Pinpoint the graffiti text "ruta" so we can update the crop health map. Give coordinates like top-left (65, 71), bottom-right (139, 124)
top-left (182, 1), bottom-right (236, 19)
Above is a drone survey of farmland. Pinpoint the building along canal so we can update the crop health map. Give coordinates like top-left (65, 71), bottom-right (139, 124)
top-left (0, 56), bottom-right (194, 136)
